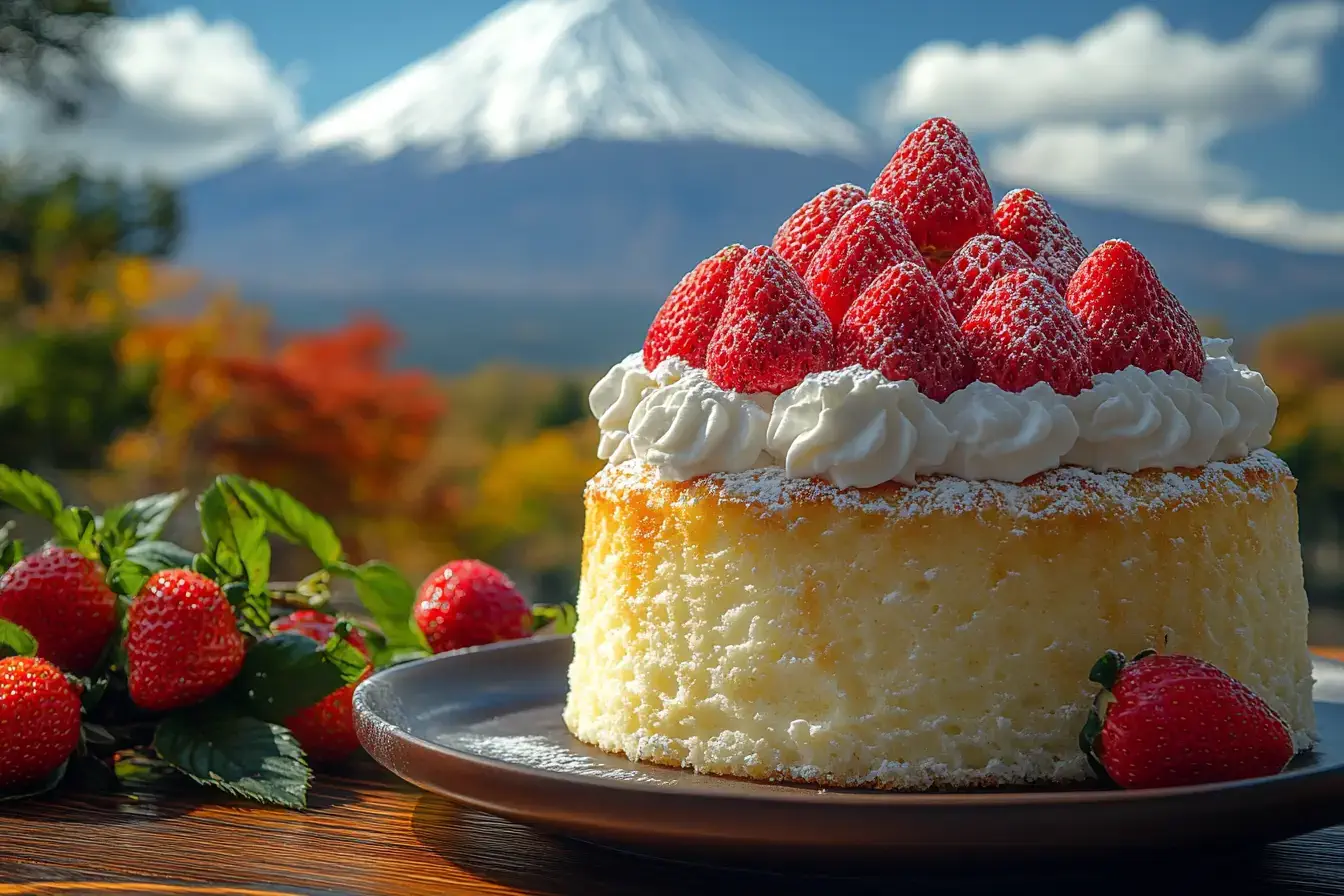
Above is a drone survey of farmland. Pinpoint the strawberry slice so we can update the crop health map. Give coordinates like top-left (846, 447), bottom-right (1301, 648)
top-left (871, 117), bottom-right (994, 269)
top-left (804, 198), bottom-right (922, 327)
top-left (961, 268), bottom-right (1093, 396)
top-left (836, 261), bottom-right (976, 401)
top-left (935, 233), bottom-right (1035, 324)
top-left (1065, 240), bottom-right (1203, 379)
top-left (706, 245), bottom-right (833, 394)
top-left (644, 244), bottom-right (748, 370)
top-left (771, 183), bottom-right (867, 276)
top-left (1081, 649), bottom-right (1295, 790)
top-left (993, 188), bottom-right (1088, 295)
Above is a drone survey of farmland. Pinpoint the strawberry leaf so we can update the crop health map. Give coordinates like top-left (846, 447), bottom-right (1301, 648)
top-left (0, 465), bottom-right (63, 523)
top-left (233, 629), bottom-right (367, 723)
top-left (51, 505), bottom-right (97, 554)
top-left (0, 618), bottom-right (38, 659)
top-left (0, 521), bottom-right (22, 574)
top-left (107, 560), bottom-right (151, 598)
top-left (154, 708), bottom-right (311, 810)
top-left (220, 476), bottom-right (342, 567)
top-left (198, 483), bottom-right (271, 597)
top-left (330, 560), bottom-right (430, 657)
top-left (101, 490), bottom-right (188, 544)
top-left (0, 759), bottom-right (68, 802)
top-left (531, 602), bottom-right (578, 635)
top-left (124, 540), bottom-right (195, 573)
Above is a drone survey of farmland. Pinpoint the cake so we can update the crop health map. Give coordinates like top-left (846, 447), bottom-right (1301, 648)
top-left (561, 117), bottom-right (1316, 790)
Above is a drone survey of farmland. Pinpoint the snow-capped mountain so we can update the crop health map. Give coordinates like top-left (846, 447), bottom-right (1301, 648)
top-left (180, 0), bottom-right (1344, 374)
top-left (288, 0), bottom-right (866, 167)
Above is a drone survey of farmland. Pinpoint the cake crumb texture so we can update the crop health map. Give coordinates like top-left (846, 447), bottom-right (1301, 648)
top-left (562, 450), bottom-right (1316, 789)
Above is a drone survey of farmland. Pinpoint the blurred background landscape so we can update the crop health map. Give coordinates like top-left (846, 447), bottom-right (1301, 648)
top-left (1, 0), bottom-right (1341, 633)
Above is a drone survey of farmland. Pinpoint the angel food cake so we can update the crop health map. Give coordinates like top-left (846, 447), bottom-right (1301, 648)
top-left (562, 117), bottom-right (1316, 790)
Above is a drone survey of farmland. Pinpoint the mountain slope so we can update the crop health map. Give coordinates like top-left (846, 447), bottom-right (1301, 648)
top-left (288, 0), bottom-right (865, 167)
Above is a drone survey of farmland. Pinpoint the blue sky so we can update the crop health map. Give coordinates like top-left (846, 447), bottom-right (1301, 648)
top-left (121, 0), bottom-right (1342, 210)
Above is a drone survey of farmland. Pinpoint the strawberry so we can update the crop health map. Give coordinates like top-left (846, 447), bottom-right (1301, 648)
top-left (125, 569), bottom-right (245, 712)
top-left (771, 183), bottom-right (867, 276)
top-left (0, 547), bottom-right (117, 673)
top-left (870, 117), bottom-right (994, 268)
top-left (1080, 649), bottom-right (1295, 790)
top-left (707, 246), bottom-right (835, 394)
top-left (273, 610), bottom-right (371, 764)
top-left (643, 244), bottom-right (747, 370)
top-left (935, 234), bottom-right (1036, 324)
top-left (836, 261), bottom-right (976, 401)
top-left (1065, 240), bottom-right (1203, 379)
top-left (414, 559), bottom-right (533, 655)
top-left (804, 199), bottom-right (922, 327)
top-left (961, 268), bottom-right (1093, 396)
top-left (0, 655), bottom-right (82, 788)
top-left (992, 188), bottom-right (1088, 295)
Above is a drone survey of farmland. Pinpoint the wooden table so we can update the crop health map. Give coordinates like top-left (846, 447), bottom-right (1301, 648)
top-left (6, 650), bottom-right (1344, 896)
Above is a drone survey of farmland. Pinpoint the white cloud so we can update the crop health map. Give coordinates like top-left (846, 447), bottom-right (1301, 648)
top-left (869, 2), bottom-right (1344, 253)
top-left (0, 9), bottom-right (300, 182)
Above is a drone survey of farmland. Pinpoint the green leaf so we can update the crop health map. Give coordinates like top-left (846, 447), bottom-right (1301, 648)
top-left (107, 559), bottom-right (151, 598)
top-left (0, 619), bottom-right (38, 659)
top-left (233, 629), bottom-right (368, 723)
top-left (0, 521), bottom-right (22, 574)
top-left (0, 465), bottom-right (63, 522)
top-left (124, 540), bottom-right (196, 573)
top-left (220, 476), bottom-right (342, 567)
top-left (102, 490), bottom-right (188, 543)
top-left (198, 482), bottom-right (270, 596)
top-left (532, 602), bottom-right (578, 635)
top-left (330, 560), bottom-right (429, 654)
top-left (154, 708), bottom-right (311, 809)
top-left (51, 505), bottom-right (96, 551)
top-left (0, 760), bottom-right (68, 802)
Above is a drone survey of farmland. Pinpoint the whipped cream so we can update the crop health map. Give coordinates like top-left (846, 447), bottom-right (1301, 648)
top-left (1065, 367), bottom-right (1225, 472)
top-left (766, 366), bottom-right (953, 488)
top-left (590, 353), bottom-right (694, 464)
top-left (933, 381), bottom-right (1079, 483)
top-left (626, 374), bottom-right (772, 481)
top-left (589, 339), bottom-right (1280, 484)
top-left (1200, 338), bottom-right (1278, 460)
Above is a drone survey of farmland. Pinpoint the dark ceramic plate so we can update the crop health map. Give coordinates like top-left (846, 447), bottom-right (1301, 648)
top-left (353, 636), bottom-right (1344, 864)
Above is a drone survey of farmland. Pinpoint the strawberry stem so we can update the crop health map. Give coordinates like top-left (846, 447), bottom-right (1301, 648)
top-left (1088, 649), bottom-right (1127, 690)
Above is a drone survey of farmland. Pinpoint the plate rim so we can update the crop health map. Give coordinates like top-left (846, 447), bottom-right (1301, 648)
top-left (353, 635), bottom-right (1344, 808)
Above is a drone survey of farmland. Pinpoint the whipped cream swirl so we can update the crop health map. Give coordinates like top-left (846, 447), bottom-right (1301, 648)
top-left (1200, 338), bottom-right (1278, 460)
top-left (589, 353), bottom-right (694, 464)
top-left (933, 381), bottom-right (1079, 483)
top-left (1065, 367), bottom-right (1224, 472)
top-left (626, 374), bottom-right (772, 480)
top-left (766, 366), bottom-right (953, 488)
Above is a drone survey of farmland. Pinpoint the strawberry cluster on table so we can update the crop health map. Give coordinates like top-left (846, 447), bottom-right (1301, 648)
top-left (644, 117), bottom-right (1205, 402)
top-left (0, 470), bottom-right (567, 807)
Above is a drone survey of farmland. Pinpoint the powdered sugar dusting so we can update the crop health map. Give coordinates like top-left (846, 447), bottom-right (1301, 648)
top-left (590, 449), bottom-right (1290, 523)
top-left (993, 188), bottom-right (1088, 295)
top-left (449, 733), bottom-right (672, 785)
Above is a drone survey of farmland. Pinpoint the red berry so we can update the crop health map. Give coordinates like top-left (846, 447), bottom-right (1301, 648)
top-left (643, 244), bottom-right (747, 370)
top-left (707, 245), bottom-right (835, 394)
top-left (771, 183), bottom-right (867, 275)
top-left (0, 547), bottom-right (117, 674)
top-left (836, 261), bottom-right (976, 401)
top-left (870, 117), bottom-right (994, 268)
top-left (993, 188), bottom-right (1088, 295)
top-left (961, 268), bottom-right (1093, 396)
top-left (1065, 240), bottom-right (1203, 379)
top-left (125, 570), bottom-right (245, 712)
top-left (1082, 650), bottom-right (1295, 790)
top-left (273, 611), bottom-right (371, 764)
top-left (935, 234), bottom-right (1036, 324)
top-left (804, 199), bottom-right (922, 327)
top-left (0, 656), bottom-right (81, 788)
top-left (414, 560), bottom-right (532, 654)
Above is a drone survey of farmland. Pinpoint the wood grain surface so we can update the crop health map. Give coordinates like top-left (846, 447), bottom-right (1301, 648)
top-left (6, 656), bottom-right (1344, 896)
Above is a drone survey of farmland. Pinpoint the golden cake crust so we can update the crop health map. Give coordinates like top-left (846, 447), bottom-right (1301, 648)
top-left (563, 450), bottom-right (1316, 791)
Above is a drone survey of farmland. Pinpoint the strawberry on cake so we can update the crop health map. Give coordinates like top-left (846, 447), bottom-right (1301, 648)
top-left (563, 117), bottom-right (1315, 791)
